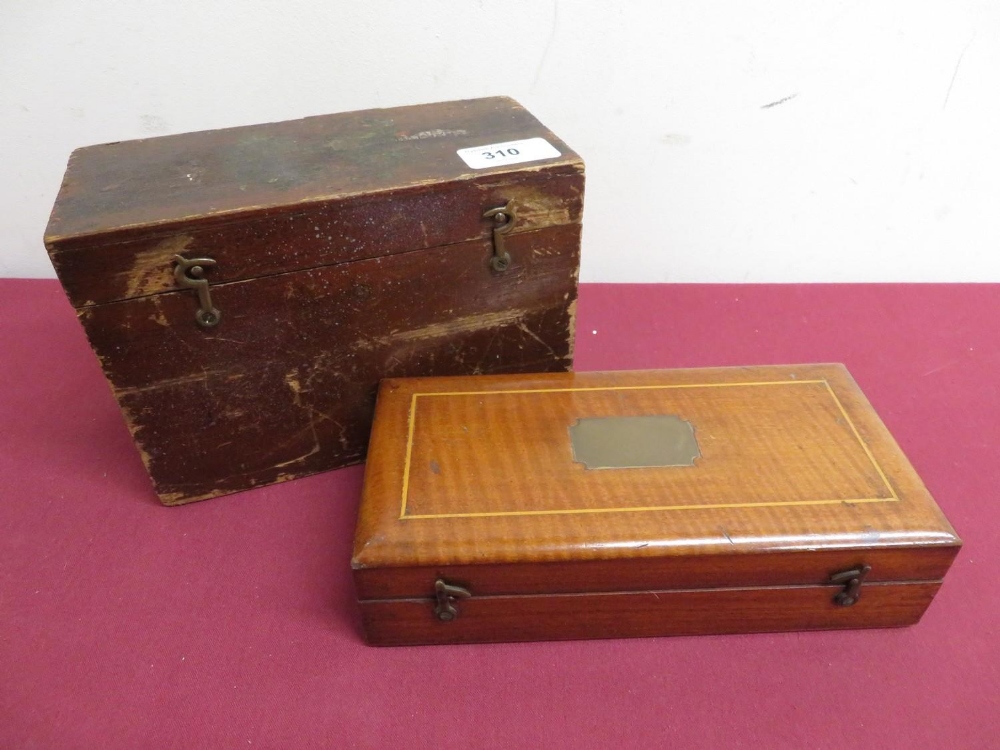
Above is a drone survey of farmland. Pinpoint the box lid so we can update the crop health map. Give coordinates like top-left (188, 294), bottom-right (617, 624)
top-left (45, 97), bottom-right (583, 307)
top-left (352, 364), bottom-right (961, 598)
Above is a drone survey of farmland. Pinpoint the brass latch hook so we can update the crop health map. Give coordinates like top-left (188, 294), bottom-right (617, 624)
top-left (830, 564), bottom-right (871, 606)
top-left (173, 255), bottom-right (221, 328)
top-left (483, 201), bottom-right (516, 272)
top-left (433, 579), bottom-right (472, 621)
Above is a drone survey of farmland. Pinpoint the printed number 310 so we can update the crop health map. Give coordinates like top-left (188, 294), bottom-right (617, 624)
top-left (481, 148), bottom-right (521, 160)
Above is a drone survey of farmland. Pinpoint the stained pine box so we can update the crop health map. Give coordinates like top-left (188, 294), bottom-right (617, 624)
top-left (44, 97), bottom-right (584, 504)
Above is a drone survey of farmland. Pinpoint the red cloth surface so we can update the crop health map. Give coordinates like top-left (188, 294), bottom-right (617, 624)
top-left (1, 279), bottom-right (997, 749)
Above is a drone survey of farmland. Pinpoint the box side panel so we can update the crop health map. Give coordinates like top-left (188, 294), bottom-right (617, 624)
top-left (77, 223), bottom-right (579, 504)
top-left (49, 165), bottom-right (583, 308)
top-left (352, 545), bottom-right (960, 600)
top-left (358, 581), bottom-right (942, 646)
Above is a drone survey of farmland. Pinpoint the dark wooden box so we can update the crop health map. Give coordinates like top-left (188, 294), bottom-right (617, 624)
top-left (44, 97), bottom-right (584, 504)
top-left (352, 364), bottom-right (961, 646)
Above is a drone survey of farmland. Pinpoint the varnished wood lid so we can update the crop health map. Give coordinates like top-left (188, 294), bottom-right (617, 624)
top-left (353, 365), bottom-right (960, 591)
top-left (45, 96), bottom-right (582, 245)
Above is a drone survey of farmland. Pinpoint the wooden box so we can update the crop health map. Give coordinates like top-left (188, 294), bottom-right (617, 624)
top-left (44, 97), bottom-right (583, 505)
top-left (352, 364), bottom-right (961, 646)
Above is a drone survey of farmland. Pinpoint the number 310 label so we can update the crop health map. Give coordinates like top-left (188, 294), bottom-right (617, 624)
top-left (456, 137), bottom-right (561, 170)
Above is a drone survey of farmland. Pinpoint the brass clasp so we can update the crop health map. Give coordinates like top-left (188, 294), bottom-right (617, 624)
top-left (830, 564), bottom-right (871, 606)
top-left (172, 255), bottom-right (221, 328)
top-left (433, 579), bottom-right (471, 621)
top-left (483, 201), bottom-right (516, 272)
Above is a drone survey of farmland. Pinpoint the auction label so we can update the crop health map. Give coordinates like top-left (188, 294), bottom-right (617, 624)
top-left (456, 137), bottom-right (561, 169)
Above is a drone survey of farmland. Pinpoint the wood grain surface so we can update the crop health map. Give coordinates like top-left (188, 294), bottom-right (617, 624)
top-left (402, 378), bottom-right (894, 519)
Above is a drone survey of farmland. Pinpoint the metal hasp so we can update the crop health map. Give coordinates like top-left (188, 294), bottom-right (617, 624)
top-left (483, 201), bottom-right (516, 272)
top-left (433, 579), bottom-right (472, 621)
top-left (830, 564), bottom-right (872, 606)
top-left (172, 255), bottom-right (221, 328)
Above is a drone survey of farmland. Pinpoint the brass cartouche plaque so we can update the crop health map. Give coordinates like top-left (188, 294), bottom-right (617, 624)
top-left (569, 415), bottom-right (701, 470)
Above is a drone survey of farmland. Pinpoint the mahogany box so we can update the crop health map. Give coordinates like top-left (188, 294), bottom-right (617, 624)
top-left (352, 364), bottom-right (961, 646)
top-left (44, 97), bottom-right (583, 504)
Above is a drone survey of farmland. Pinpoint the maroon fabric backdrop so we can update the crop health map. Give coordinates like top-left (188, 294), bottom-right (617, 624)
top-left (1, 280), bottom-right (996, 749)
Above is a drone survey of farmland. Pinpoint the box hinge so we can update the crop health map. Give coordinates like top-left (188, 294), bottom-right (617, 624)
top-left (829, 564), bottom-right (871, 606)
top-left (433, 579), bottom-right (472, 621)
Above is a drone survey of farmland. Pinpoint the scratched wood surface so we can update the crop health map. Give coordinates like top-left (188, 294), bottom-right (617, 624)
top-left (46, 97), bottom-right (579, 245)
top-left (45, 98), bottom-right (583, 504)
top-left (49, 164), bottom-right (583, 308)
top-left (352, 364), bottom-right (961, 644)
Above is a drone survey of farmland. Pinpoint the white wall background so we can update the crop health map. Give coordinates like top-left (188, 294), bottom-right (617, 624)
top-left (3, 1), bottom-right (998, 282)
